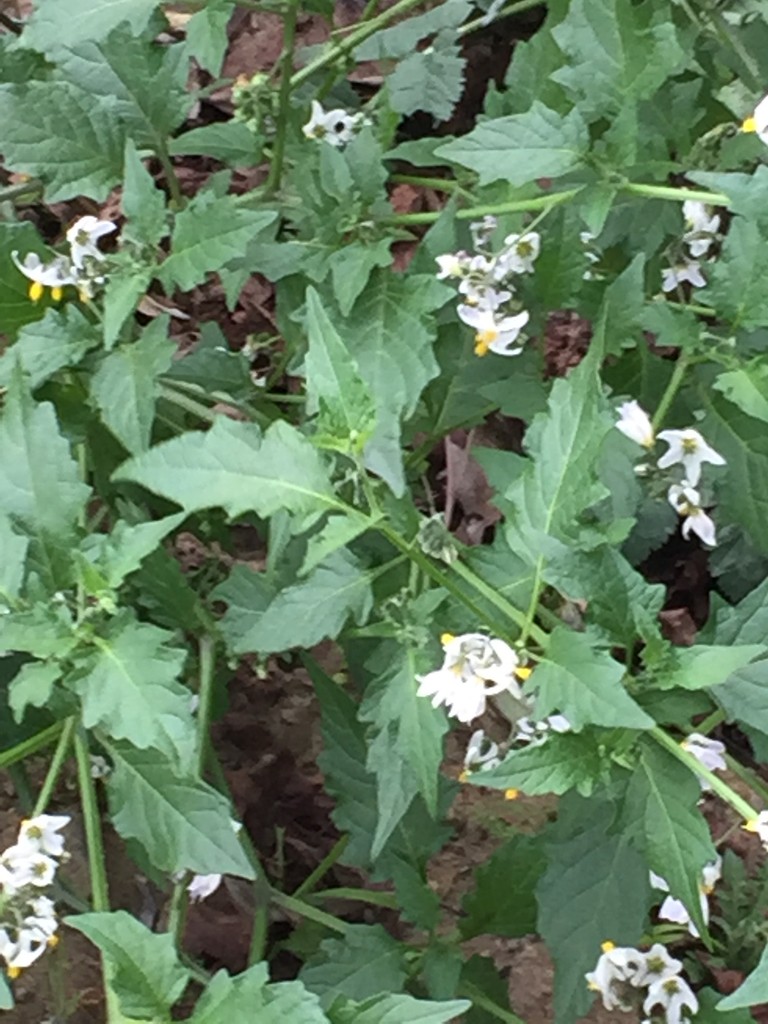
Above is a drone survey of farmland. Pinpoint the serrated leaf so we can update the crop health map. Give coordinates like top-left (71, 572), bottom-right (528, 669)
top-left (213, 552), bottom-right (373, 655)
top-left (189, 964), bottom-right (330, 1023)
top-left (437, 102), bottom-right (589, 186)
top-left (622, 739), bottom-right (716, 936)
top-left (91, 320), bottom-right (175, 453)
top-left (329, 240), bottom-right (393, 318)
top-left (22, 0), bottom-right (160, 54)
top-left (0, 369), bottom-right (90, 588)
top-left (121, 139), bottom-right (167, 248)
top-left (9, 662), bottom-right (62, 723)
top-left (81, 513), bottom-right (185, 589)
top-left (659, 644), bottom-right (767, 691)
top-left (700, 219), bottom-right (768, 331)
top-left (388, 40), bottom-right (465, 122)
top-left (718, 944), bottom-right (768, 1010)
top-left (184, 0), bottom-right (234, 74)
top-left (66, 612), bottom-right (194, 764)
top-left (328, 994), bottom-right (469, 1024)
top-left (0, 514), bottom-right (28, 601)
top-left (163, 322), bottom-right (253, 400)
top-left (0, 306), bottom-right (100, 388)
top-left (533, 627), bottom-right (653, 730)
top-left (301, 515), bottom-right (372, 576)
top-left (0, 81), bottom-right (125, 202)
top-left (115, 418), bottom-right (339, 521)
top-left (690, 167), bottom-right (768, 224)
top-left (714, 366), bottom-right (768, 424)
top-left (66, 911), bottom-right (189, 1020)
top-left (0, 604), bottom-right (77, 660)
top-left (460, 835), bottom-right (544, 938)
top-left (356, 0), bottom-right (470, 58)
top-left (107, 744), bottom-right (255, 878)
top-left (169, 121), bottom-right (262, 165)
top-left (102, 268), bottom-right (153, 350)
top-left (159, 193), bottom-right (276, 292)
top-left (300, 925), bottom-right (406, 1009)
top-left (476, 730), bottom-right (608, 796)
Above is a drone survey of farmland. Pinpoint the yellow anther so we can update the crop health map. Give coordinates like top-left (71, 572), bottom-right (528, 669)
top-left (504, 788), bottom-right (519, 800)
top-left (28, 281), bottom-right (44, 302)
top-left (440, 632), bottom-right (455, 647)
top-left (515, 666), bottom-right (532, 680)
top-left (601, 940), bottom-right (616, 953)
top-left (50, 286), bottom-right (63, 302)
top-left (474, 329), bottom-right (497, 357)
top-left (743, 115), bottom-right (758, 133)
top-left (587, 981), bottom-right (601, 992)
top-left (459, 770), bottom-right (468, 783)
top-left (47, 935), bottom-right (59, 948)
top-left (744, 818), bottom-right (759, 833)
top-left (78, 287), bottom-right (90, 304)
top-left (7, 967), bottom-right (21, 980)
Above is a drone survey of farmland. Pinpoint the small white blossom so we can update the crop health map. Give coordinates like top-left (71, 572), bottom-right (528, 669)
top-left (66, 216), bottom-right (117, 270)
top-left (616, 401), bottom-right (655, 448)
top-left (498, 231), bottom-right (541, 275)
top-left (514, 714), bottom-right (571, 746)
top-left (463, 730), bottom-right (501, 774)
top-left (435, 253), bottom-right (469, 279)
top-left (585, 943), bottom-right (647, 1011)
top-left (0, 926), bottom-right (49, 971)
top-left (11, 251), bottom-right (76, 302)
top-left (668, 484), bottom-right (717, 546)
top-left (657, 429), bottom-right (725, 485)
top-left (302, 100), bottom-right (365, 146)
top-left (187, 873), bottom-right (223, 902)
top-left (457, 304), bottom-right (529, 357)
top-left (457, 281), bottom-right (511, 308)
top-left (635, 943), bottom-right (684, 987)
top-left (649, 859), bottom-right (721, 938)
top-left (17, 815), bottom-right (71, 858)
top-left (416, 633), bottom-right (523, 724)
top-left (681, 733), bottom-right (726, 775)
top-left (661, 260), bottom-right (706, 292)
top-left (743, 93), bottom-right (768, 145)
top-left (682, 200), bottom-right (720, 258)
top-left (745, 810), bottom-right (768, 847)
top-left (470, 215), bottom-right (497, 248)
top-left (643, 975), bottom-right (698, 1024)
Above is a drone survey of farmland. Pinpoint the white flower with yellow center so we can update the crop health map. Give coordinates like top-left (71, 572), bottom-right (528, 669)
top-left (498, 231), bottom-right (540, 275)
top-left (435, 252), bottom-right (469, 279)
top-left (11, 251), bottom-right (76, 303)
top-left (643, 974), bottom-right (698, 1024)
top-left (742, 93), bottom-right (768, 144)
top-left (658, 429), bottom-right (725, 485)
top-left (681, 732), bottom-right (726, 776)
top-left (17, 815), bottom-right (70, 858)
top-left (745, 810), bottom-right (768, 847)
top-left (635, 943), bottom-right (684, 987)
top-left (585, 942), bottom-right (647, 1011)
top-left (457, 304), bottom-right (529, 357)
top-left (416, 633), bottom-right (524, 724)
top-left (682, 200), bottom-right (720, 258)
top-left (66, 215), bottom-right (116, 270)
top-left (661, 260), bottom-right (706, 292)
top-left (667, 483), bottom-right (717, 546)
top-left (303, 100), bottom-right (363, 147)
top-left (616, 401), bottom-right (655, 448)
top-left (0, 926), bottom-right (49, 973)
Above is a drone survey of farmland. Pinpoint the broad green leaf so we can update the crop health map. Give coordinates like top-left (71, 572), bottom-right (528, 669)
top-left (594, 253), bottom-right (646, 357)
top-left (0, 370), bottom-right (90, 588)
top-left (163, 322), bottom-right (253, 400)
top-left (0, 306), bottom-right (100, 388)
top-left (658, 644), bottom-right (767, 691)
top-left (712, 660), bottom-right (768, 740)
top-left (184, 0), bottom-right (235, 73)
top-left (102, 267), bottom-right (153, 350)
top-left (213, 552), bottom-right (373, 655)
top-left (460, 835), bottom-right (544, 939)
top-left (622, 739), bottom-right (716, 936)
top-left (388, 39), bottom-right (465, 122)
top-left (0, 223), bottom-right (56, 337)
top-left (355, 0), bottom-right (471, 58)
top-left (80, 513), bottom-right (186, 589)
top-left (0, 514), bottom-right (29, 601)
top-left (107, 745), bottom-right (255, 878)
top-left (66, 911), bottom-right (189, 1020)
top-left (159, 193), bottom-right (276, 292)
top-left (169, 122), bottom-right (262, 165)
top-left (696, 987), bottom-right (756, 1022)
top-left (301, 514), bottom-right (373, 576)
top-left (476, 731), bottom-right (609, 796)
top-left (329, 240), bottom-right (393, 318)
top-left (189, 964), bottom-right (329, 1024)
top-left (65, 612), bottom-right (195, 765)
top-left (300, 925), bottom-right (406, 1008)
top-left (551, 0), bottom-right (687, 118)
top-left (0, 82), bottom-right (125, 202)
top-left (0, 604), bottom-right (77, 660)
top-left (22, 0), bottom-right (160, 53)
top-left (501, 20), bottom-right (568, 113)
top-left (718, 944), bottom-right (768, 1010)
top-left (305, 287), bottom-right (377, 453)
top-left (91, 320), bottom-right (175, 453)
top-left (537, 799), bottom-right (650, 1024)
top-left (700, 219), bottom-right (768, 331)
top-left (533, 627), bottom-right (653, 730)
top-left (714, 366), bottom-right (768, 424)
top-left (690, 167), bottom-right (768, 224)
top-left (706, 576), bottom-right (768, 646)
top-left (328, 994), bottom-right (469, 1024)
top-left (9, 662), bottom-right (62, 723)
top-left (121, 139), bottom-right (167, 248)
top-left (0, 975), bottom-right (11, 1011)
top-left (115, 418), bottom-right (339, 521)
top-left (437, 102), bottom-right (589, 186)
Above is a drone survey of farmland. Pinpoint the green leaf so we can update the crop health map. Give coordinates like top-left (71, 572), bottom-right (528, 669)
top-left (190, 964), bottom-right (330, 1023)
top-left (81, 513), bottom-right (186, 589)
top-left (213, 552), bottom-right (373, 655)
top-left (329, 240), bottom-right (393, 318)
top-left (0, 369), bottom-right (90, 588)
top-left (121, 139), bottom-right (167, 248)
top-left (0, 974), bottom-right (11, 1011)
top-left (0, 514), bottom-right (28, 601)
top-left (0, 223), bottom-right (58, 337)
top-left (622, 739), bottom-right (716, 936)
top-left (329, 994), bottom-right (469, 1024)
top-left (690, 167), bottom-right (768, 224)
top-left (163, 322), bottom-right (253, 400)
top-left (184, 0), bottom-right (234, 74)
top-left (460, 835), bottom-right (544, 939)
top-left (159, 193), bottom-right (276, 292)
top-left (388, 39), bottom-right (465, 123)
top-left (300, 925), bottom-right (406, 1009)
top-left (437, 102), bottom-right (589, 186)
top-left (102, 268), bottom-right (153, 350)
top-left (22, 0), bottom-right (160, 53)
top-left (9, 662), bottom-right (62, 723)
top-left (595, 253), bottom-right (646, 357)
top-left (537, 798), bottom-right (650, 1024)
top-left (356, 0), bottom-right (470, 58)
top-left (658, 644), bottom-right (767, 691)
top-left (66, 612), bottom-right (195, 765)
top-left (0, 82), bottom-right (125, 202)
top-left (115, 418), bottom-right (338, 522)
top-left (550, 0), bottom-right (687, 118)
top-left (476, 730), bottom-right (609, 796)
top-left (700, 219), bottom-right (768, 331)
top-left (305, 287), bottom-right (377, 453)
top-left (66, 911), bottom-right (189, 1019)
top-left (0, 306), bottom-right (100, 388)
top-left (0, 604), bottom-right (77, 660)
top-left (718, 944), bottom-right (768, 1010)
top-left (714, 366), bottom-right (768, 424)
top-left (696, 987), bottom-right (755, 1022)
top-left (534, 627), bottom-right (653, 730)
top-left (91, 321), bottom-right (175, 454)
top-left (169, 121), bottom-right (262, 165)
top-left (107, 745), bottom-right (255, 878)
top-left (301, 515), bottom-right (373, 576)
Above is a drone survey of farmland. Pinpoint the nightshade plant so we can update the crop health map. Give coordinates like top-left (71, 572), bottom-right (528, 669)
top-left (5, 0), bottom-right (768, 1021)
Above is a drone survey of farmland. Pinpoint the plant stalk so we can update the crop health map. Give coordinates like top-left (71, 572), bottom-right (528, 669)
top-left (651, 352), bottom-right (691, 430)
top-left (32, 717), bottom-right (76, 816)
top-left (266, 0), bottom-right (300, 195)
top-left (0, 722), bottom-right (64, 770)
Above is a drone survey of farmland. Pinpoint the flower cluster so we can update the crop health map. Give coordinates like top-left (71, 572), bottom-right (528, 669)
top-left (661, 199), bottom-right (720, 294)
top-left (0, 815), bottom-right (69, 978)
top-left (616, 401), bottom-right (725, 546)
top-left (650, 857), bottom-right (721, 938)
top-left (303, 100), bottom-right (369, 147)
top-left (12, 216), bottom-right (116, 304)
top-left (435, 217), bottom-right (539, 357)
top-left (586, 941), bottom-right (698, 1023)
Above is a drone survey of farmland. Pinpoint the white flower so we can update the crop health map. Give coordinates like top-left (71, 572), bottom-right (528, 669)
top-left (416, 633), bottom-right (523, 724)
top-left (643, 975), bottom-right (698, 1024)
top-left (585, 943), bottom-right (647, 1011)
top-left (17, 815), bottom-right (70, 858)
top-left (435, 253), bottom-right (469, 279)
top-left (66, 216), bottom-right (116, 270)
top-left (745, 810), bottom-right (768, 846)
top-left (463, 730), bottom-right (501, 774)
top-left (458, 281), bottom-right (511, 308)
top-left (743, 93), bottom-right (768, 145)
top-left (0, 926), bottom-right (49, 971)
top-left (635, 943), bottom-right (684, 987)
top-left (649, 859), bottom-right (721, 938)
top-left (681, 733), bottom-right (726, 775)
top-left (302, 100), bottom-right (363, 146)
top-left (514, 714), bottom-right (571, 746)
top-left (667, 483), bottom-right (717, 546)
top-left (470, 215), bottom-right (497, 248)
top-left (498, 232), bottom-right (540, 274)
top-left (457, 304), bottom-right (529, 357)
top-left (11, 251), bottom-right (76, 302)
top-left (661, 260), bottom-right (706, 292)
top-left (658, 429), bottom-right (725, 485)
top-left (187, 873), bottom-right (223, 902)
top-left (1, 847), bottom-right (58, 889)
top-left (682, 200), bottom-right (720, 258)
top-left (616, 401), bottom-right (655, 448)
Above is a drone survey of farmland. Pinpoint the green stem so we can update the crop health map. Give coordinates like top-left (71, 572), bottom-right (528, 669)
top-left (265, 0), bottom-right (300, 195)
top-left (0, 722), bottom-right (64, 769)
top-left (388, 189), bottom-right (581, 226)
top-left (0, 179), bottom-right (42, 202)
top-left (293, 835), bottom-right (349, 898)
top-left (32, 717), bottom-right (76, 816)
top-left (694, 0), bottom-right (761, 92)
top-left (622, 182), bottom-right (729, 207)
top-left (692, 708), bottom-right (726, 736)
top-left (458, 0), bottom-right (542, 37)
top-left (248, 902), bottom-right (270, 966)
top-left (196, 635), bottom-right (216, 777)
top-left (311, 886), bottom-right (399, 909)
top-left (167, 878), bottom-right (190, 950)
top-left (390, 174), bottom-right (460, 192)
top-left (270, 889), bottom-right (348, 934)
top-left (725, 754), bottom-right (768, 808)
top-left (458, 983), bottom-right (525, 1024)
top-left (451, 559), bottom-right (548, 647)
top-left (650, 726), bottom-right (758, 821)
top-left (159, 383), bottom-right (220, 423)
top-left (651, 352), bottom-right (691, 430)
top-left (155, 138), bottom-right (184, 209)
